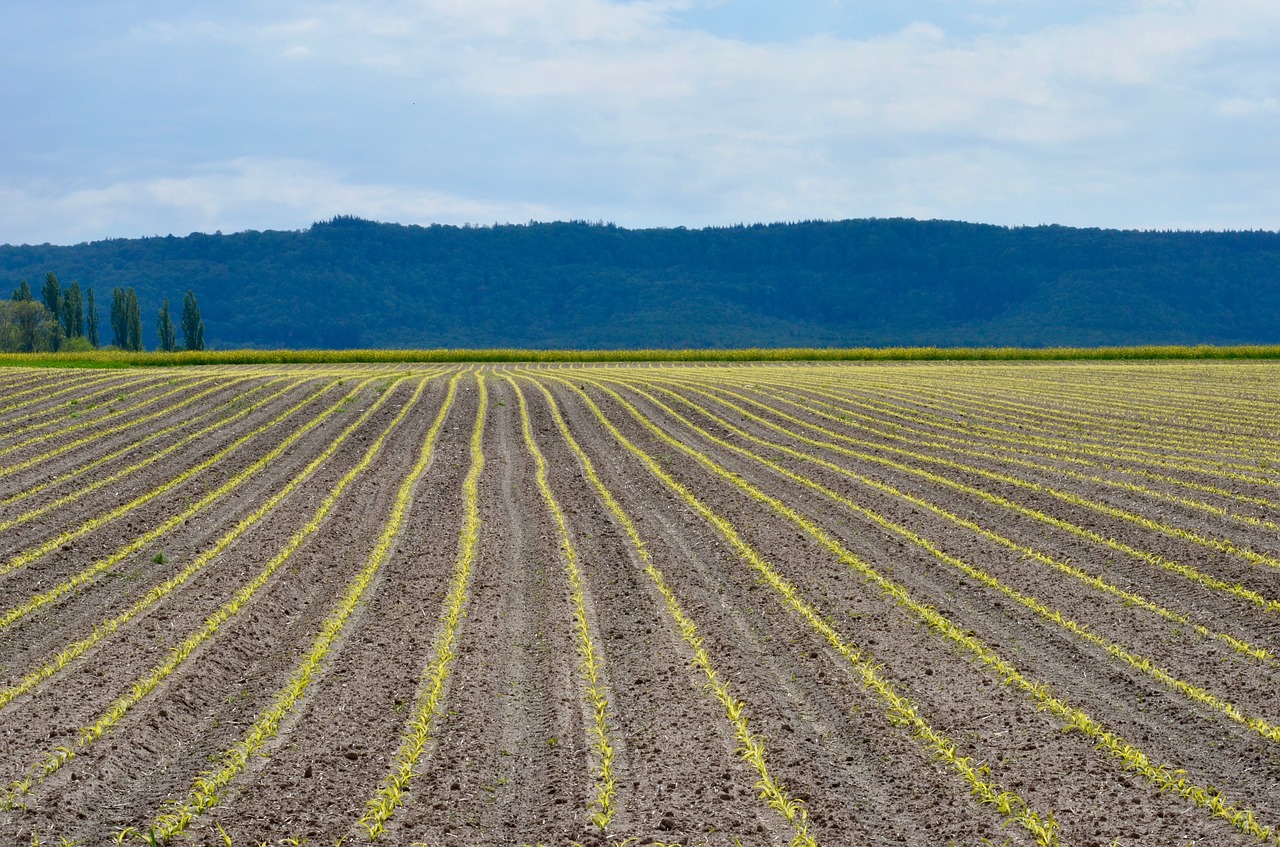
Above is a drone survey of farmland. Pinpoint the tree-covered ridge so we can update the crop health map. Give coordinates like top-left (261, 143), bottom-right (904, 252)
top-left (1, 217), bottom-right (1277, 349)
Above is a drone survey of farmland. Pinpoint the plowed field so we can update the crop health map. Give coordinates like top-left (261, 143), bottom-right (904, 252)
top-left (1, 361), bottom-right (1278, 847)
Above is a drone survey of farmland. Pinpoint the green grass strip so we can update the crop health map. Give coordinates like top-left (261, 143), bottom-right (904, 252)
top-left (5, 343), bottom-right (1280, 369)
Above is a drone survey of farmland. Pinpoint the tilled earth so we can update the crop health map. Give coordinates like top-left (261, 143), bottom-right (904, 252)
top-left (1, 361), bottom-right (1279, 847)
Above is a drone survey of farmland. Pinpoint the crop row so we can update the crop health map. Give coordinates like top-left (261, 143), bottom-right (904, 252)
top-left (1, 362), bottom-right (1277, 846)
top-left (1, 374), bottom-right (434, 813)
top-left (567, 366), bottom-right (1279, 843)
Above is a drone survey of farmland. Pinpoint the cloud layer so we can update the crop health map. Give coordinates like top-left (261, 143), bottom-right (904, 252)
top-left (3, 1), bottom-right (1279, 244)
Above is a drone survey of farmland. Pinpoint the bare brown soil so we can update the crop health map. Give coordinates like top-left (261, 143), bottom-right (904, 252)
top-left (2, 362), bottom-right (1279, 847)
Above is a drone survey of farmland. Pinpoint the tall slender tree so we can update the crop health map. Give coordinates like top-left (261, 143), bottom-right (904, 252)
top-left (12, 280), bottom-right (32, 301)
top-left (110, 288), bottom-right (128, 348)
top-left (86, 288), bottom-right (100, 347)
top-left (125, 288), bottom-right (142, 351)
top-left (41, 273), bottom-right (62, 323)
top-left (157, 298), bottom-right (177, 352)
top-left (61, 281), bottom-right (84, 338)
top-left (181, 290), bottom-right (205, 351)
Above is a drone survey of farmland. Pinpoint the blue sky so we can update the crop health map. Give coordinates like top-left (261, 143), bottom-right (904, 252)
top-left (2, 1), bottom-right (1278, 245)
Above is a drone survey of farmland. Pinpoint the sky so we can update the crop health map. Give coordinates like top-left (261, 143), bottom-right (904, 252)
top-left (2, 0), bottom-right (1279, 245)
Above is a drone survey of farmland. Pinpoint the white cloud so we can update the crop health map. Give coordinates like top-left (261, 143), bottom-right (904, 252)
top-left (0, 159), bottom-right (560, 245)
top-left (5, 0), bottom-right (1280, 243)
top-left (1219, 96), bottom-right (1280, 116)
top-left (187, 0), bottom-right (1277, 161)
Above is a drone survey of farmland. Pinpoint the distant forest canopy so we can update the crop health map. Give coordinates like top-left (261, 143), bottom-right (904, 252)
top-left (1, 216), bottom-right (1278, 349)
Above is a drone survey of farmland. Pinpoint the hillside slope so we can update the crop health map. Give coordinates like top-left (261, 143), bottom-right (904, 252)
top-left (2, 217), bottom-right (1277, 349)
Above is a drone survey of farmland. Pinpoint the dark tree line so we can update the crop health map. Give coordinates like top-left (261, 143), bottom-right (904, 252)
top-left (4, 217), bottom-right (1280, 349)
top-left (1, 272), bottom-right (204, 353)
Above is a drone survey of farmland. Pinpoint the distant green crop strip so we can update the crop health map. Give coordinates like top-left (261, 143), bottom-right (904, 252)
top-left (4, 343), bottom-right (1280, 369)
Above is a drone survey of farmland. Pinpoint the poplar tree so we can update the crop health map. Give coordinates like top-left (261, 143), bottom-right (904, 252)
top-left (41, 273), bottom-right (62, 324)
top-left (61, 281), bottom-right (84, 338)
top-left (111, 286), bottom-right (144, 350)
top-left (157, 298), bottom-right (177, 352)
top-left (12, 280), bottom-right (32, 301)
top-left (181, 290), bottom-right (205, 351)
top-left (125, 288), bottom-right (142, 351)
top-left (110, 288), bottom-right (128, 348)
top-left (86, 288), bottom-right (100, 347)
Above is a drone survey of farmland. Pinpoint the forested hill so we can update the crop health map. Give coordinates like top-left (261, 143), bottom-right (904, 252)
top-left (2, 217), bottom-right (1279, 350)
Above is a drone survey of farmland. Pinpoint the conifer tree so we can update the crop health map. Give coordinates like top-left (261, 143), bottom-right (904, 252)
top-left (181, 290), bottom-right (205, 351)
top-left (86, 288), bottom-right (100, 347)
top-left (157, 298), bottom-right (177, 352)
